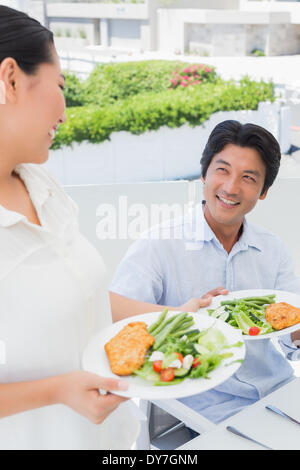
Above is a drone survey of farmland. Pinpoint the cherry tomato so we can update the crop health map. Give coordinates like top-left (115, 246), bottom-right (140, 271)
top-left (160, 367), bottom-right (175, 382)
top-left (152, 360), bottom-right (163, 373)
top-left (176, 353), bottom-right (184, 365)
top-left (249, 326), bottom-right (260, 336)
top-left (192, 358), bottom-right (201, 368)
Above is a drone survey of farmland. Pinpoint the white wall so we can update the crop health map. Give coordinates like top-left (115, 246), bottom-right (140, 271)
top-left (240, 1), bottom-right (300, 23)
top-left (65, 180), bottom-right (189, 284)
top-left (46, 2), bottom-right (148, 20)
top-left (157, 8), bottom-right (289, 54)
top-left (45, 101), bottom-right (290, 186)
top-left (64, 177), bottom-right (300, 284)
top-left (0, 0), bottom-right (45, 24)
top-left (153, 0), bottom-right (240, 9)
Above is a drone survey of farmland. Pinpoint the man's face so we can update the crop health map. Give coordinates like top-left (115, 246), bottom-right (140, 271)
top-left (202, 144), bottom-right (268, 227)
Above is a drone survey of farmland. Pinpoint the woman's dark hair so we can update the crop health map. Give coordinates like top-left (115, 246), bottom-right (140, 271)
top-left (200, 120), bottom-right (281, 194)
top-left (0, 6), bottom-right (54, 75)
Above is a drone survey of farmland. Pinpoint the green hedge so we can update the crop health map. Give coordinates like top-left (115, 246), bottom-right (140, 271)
top-left (53, 76), bottom-right (274, 150)
top-left (63, 60), bottom-right (218, 107)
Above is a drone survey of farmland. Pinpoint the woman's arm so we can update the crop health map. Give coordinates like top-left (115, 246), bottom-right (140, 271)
top-left (0, 375), bottom-right (59, 419)
top-left (0, 371), bottom-right (128, 423)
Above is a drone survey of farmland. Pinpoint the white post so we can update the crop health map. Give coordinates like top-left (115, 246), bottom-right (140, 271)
top-left (100, 18), bottom-right (109, 47)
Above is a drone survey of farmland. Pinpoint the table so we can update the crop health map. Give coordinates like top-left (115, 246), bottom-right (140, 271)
top-left (178, 377), bottom-right (300, 450)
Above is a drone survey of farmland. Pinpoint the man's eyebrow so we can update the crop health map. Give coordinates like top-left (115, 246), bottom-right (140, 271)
top-left (214, 159), bottom-right (261, 177)
top-left (214, 159), bottom-right (231, 167)
top-left (242, 169), bottom-right (261, 177)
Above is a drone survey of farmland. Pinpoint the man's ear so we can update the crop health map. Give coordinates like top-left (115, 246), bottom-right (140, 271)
top-left (259, 187), bottom-right (269, 200)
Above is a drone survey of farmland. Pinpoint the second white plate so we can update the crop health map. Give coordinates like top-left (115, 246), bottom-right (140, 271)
top-left (199, 289), bottom-right (300, 340)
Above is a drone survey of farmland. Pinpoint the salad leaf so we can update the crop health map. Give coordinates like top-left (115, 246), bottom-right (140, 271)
top-left (133, 360), bottom-right (160, 382)
top-left (197, 328), bottom-right (227, 351)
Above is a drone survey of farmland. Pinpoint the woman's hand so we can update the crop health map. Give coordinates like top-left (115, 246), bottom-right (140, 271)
top-left (179, 287), bottom-right (229, 312)
top-left (55, 371), bottom-right (129, 424)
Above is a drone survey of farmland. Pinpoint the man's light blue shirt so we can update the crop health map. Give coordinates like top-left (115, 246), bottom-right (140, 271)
top-left (110, 208), bottom-right (300, 423)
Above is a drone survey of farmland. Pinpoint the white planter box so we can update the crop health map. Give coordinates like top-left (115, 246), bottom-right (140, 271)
top-left (45, 101), bottom-right (290, 185)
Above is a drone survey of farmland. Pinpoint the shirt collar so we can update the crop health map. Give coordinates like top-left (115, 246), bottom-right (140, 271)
top-left (0, 164), bottom-right (52, 228)
top-left (192, 204), bottom-right (263, 252)
top-left (238, 218), bottom-right (263, 252)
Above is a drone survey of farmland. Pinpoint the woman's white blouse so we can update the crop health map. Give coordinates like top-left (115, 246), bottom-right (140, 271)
top-left (0, 163), bottom-right (139, 450)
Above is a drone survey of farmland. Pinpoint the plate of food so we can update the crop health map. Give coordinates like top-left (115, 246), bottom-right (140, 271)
top-left (200, 289), bottom-right (300, 340)
top-left (82, 309), bottom-right (245, 399)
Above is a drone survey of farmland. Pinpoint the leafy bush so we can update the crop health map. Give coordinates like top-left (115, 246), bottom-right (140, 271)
top-left (169, 64), bottom-right (217, 89)
top-left (251, 49), bottom-right (265, 57)
top-left (63, 60), bottom-right (218, 107)
top-left (52, 76), bottom-right (274, 150)
top-left (63, 72), bottom-right (86, 107)
top-left (82, 60), bottom-right (190, 105)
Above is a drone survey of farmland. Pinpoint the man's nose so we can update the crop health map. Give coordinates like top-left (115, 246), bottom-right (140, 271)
top-left (222, 175), bottom-right (240, 195)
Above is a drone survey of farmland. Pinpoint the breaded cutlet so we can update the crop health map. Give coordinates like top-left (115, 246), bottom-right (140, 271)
top-left (265, 302), bottom-right (300, 330)
top-left (104, 321), bottom-right (155, 375)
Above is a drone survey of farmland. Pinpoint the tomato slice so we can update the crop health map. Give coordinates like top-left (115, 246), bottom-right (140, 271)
top-left (176, 352), bottom-right (184, 365)
top-left (152, 360), bottom-right (163, 373)
top-left (249, 326), bottom-right (260, 336)
top-left (160, 367), bottom-right (175, 382)
top-left (192, 358), bottom-right (201, 368)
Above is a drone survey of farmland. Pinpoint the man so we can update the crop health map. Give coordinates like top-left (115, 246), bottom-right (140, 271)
top-left (110, 120), bottom-right (300, 425)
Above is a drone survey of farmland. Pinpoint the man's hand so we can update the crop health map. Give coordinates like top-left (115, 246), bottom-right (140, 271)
top-left (201, 286), bottom-right (229, 299)
top-left (179, 287), bottom-right (229, 312)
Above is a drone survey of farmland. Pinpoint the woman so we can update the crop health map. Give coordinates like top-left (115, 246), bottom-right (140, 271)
top-left (0, 6), bottom-right (214, 450)
top-left (0, 6), bottom-right (214, 449)
top-left (0, 5), bottom-right (140, 450)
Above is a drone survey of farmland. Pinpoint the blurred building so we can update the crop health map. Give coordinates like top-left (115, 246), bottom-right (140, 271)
top-left (2, 0), bottom-right (300, 56)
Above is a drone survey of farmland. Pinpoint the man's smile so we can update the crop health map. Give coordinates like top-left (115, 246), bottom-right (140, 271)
top-left (216, 194), bottom-right (241, 209)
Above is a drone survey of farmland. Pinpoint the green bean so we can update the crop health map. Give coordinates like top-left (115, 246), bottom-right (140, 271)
top-left (184, 328), bottom-right (200, 336)
top-left (153, 312), bottom-right (188, 350)
top-left (241, 296), bottom-right (275, 303)
top-left (170, 322), bottom-right (195, 338)
top-left (152, 313), bottom-right (186, 341)
top-left (187, 333), bottom-right (202, 342)
top-left (148, 308), bottom-right (168, 334)
top-left (172, 317), bottom-right (194, 332)
top-left (150, 313), bottom-right (178, 337)
top-left (221, 295), bottom-right (275, 307)
top-left (244, 301), bottom-right (265, 309)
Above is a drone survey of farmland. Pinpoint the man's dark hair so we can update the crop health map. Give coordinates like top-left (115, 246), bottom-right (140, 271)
top-left (0, 6), bottom-right (54, 75)
top-left (200, 120), bottom-right (281, 194)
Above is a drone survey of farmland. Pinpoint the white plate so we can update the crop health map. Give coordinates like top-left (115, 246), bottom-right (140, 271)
top-left (199, 289), bottom-right (300, 340)
top-left (82, 311), bottom-right (245, 400)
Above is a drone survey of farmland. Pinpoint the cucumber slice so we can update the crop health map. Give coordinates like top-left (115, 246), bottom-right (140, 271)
top-left (193, 344), bottom-right (210, 355)
top-left (210, 306), bottom-right (227, 318)
top-left (218, 312), bottom-right (229, 322)
top-left (174, 367), bottom-right (190, 377)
